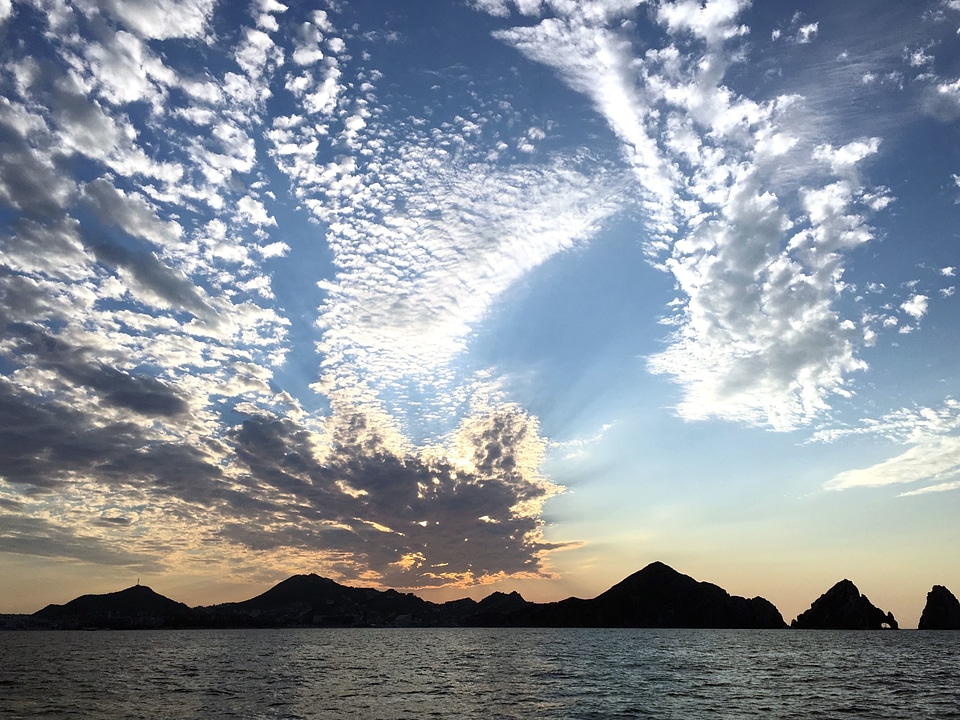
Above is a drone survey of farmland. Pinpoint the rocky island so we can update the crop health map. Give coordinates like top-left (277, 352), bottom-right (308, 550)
top-left (918, 585), bottom-right (960, 630)
top-left (790, 579), bottom-right (898, 629)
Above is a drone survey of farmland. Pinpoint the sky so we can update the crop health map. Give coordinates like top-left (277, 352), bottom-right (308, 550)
top-left (0, 0), bottom-right (958, 627)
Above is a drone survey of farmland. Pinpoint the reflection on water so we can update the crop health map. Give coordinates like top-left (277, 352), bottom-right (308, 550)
top-left (1, 628), bottom-right (959, 719)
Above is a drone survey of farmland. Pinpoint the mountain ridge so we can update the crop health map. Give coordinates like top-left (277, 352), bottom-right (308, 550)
top-left (16, 562), bottom-right (940, 630)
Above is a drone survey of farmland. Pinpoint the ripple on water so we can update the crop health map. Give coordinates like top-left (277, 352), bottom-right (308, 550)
top-left (1, 628), bottom-right (959, 719)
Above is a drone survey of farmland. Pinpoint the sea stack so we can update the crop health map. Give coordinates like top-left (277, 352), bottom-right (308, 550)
top-left (918, 585), bottom-right (960, 630)
top-left (791, 579), bottom-right (897, 629)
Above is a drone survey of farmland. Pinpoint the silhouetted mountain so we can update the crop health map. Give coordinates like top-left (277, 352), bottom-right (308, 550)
top-left (506, 561), bottom-right (786, 628)
top-left (791, 579), bottom-right (897, 629)
top-left (454, 590), bottom-right (533, 627)
top-left (33, 584), bottom-right (193, 629)
top-left (918, 585), bottom-right (960, 630)
top-left (25, 562), bottom-right (788, 630)
top-left (201, 573), bottom-right (440, 627)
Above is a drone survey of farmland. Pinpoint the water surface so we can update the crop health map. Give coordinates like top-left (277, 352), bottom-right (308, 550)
top-left (1, 628), bottom-right (958, 719)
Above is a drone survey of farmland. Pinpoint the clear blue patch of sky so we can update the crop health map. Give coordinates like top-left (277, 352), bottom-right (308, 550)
top-left (470, 214), bottom-right (676, 443)
top-left (260, 202), bottom-right (334, 419)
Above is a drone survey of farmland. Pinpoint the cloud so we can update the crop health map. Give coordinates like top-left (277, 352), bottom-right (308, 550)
top-left (657, 0), bottom-right (750, 43)
top-left (901, 294), bottom-right (929, 320)
top-left (82, 178), bottom-right (183, 248)
top-left (0, 362), bottom-right (565, 587)
top-left (0, 97), bottom-right (77, 217)
top-left (0, 378), bottom-right (210, 491)
top-left (220, 403), bottom-right (563, 587)
top-left (899, 479), bottom-right (960, 496)
top-left (0, 0), bottom-right (602, 591)
top-left (483, 0), bottom-right (903, 430)
top-left (264, 17), bottom-right (629, 434)
top-left (0, 217), bottom-right (91, 280)
top-left (827, 435), bottom-right (960, 493)
top-left (0, 514), bottom-right (164, 571)
top-left (311, 153), bottom-right (626, 411)
top-left (820, 399), bottom-right (960, 493)
top-left (796, 22), bottom-right (819, 44)
top-left (5, 0), bottom-right (949, 591)
top-left (7, 323), bottom-right (189, 417)
top-left (98, 0), bottom-right (217, 40)
top-left (812, 138), bottom-right (881, 179)
top-left (90, 242), bottom-right (221, 325)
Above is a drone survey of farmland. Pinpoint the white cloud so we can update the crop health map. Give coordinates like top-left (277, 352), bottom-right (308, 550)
top-left (900, 480), bottom-right (960, 496)
top-left (907, 46), bottom-right (934, 68)
top-left (656, 0), bottom-right (750, 44)
top-left (901, 294), bottom-right (929, 320)
top-left (81, 30), bottom-right (169, 109)
top-left (469, 0), bottom-right (511, 16)
top-left (796, 22), bottom-right (818, 44)
top-left (812, 138), bottom-right (881, 179)
top-left (237, 195), bottom-right (277, 227)
top-left (822, 399), bottom-right (960, 493)
top-left (943, 266), bottom-right (956, 276)
top-left (235, 28), bottom-right (284, 80)
top-left (312, 151), bottom-right (626, 417)
top-left (99, 0), bottom-right (217, 40)
top-left (827, 435), bottom-right (960, 491)
top-left (493, 1), bottom-right (886, 430)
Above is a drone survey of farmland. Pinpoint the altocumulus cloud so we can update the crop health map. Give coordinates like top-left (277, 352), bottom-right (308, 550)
top-left (0, 0), bottom-right (596, 590)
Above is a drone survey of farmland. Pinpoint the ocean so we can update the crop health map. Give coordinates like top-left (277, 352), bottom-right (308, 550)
top-left (1, 628), bottom-right (958, 719)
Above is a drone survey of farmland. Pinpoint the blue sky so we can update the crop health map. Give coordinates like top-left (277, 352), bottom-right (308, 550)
top-left (0, 0), bottom-right (958, 626)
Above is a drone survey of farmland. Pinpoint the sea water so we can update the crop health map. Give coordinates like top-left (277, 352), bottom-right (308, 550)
top-left (1, 628), bottom-right (958, 719)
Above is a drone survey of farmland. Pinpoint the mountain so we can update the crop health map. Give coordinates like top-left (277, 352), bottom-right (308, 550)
top-left (505, 561), bottom-right (786, 628)
top-left (27, 562), bottom-right (787, 629)
top-left (201, 573), bottom-right (441, 627)
top-left (791, 579), bottom-right (898, 629)
top-left (918, 585), bottom-right (960, 630)
top-left (33, 584), bottom-right (194, 629)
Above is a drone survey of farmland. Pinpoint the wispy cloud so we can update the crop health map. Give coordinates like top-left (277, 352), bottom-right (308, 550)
top-left (817, 399), bottom-right (960, 493)
top-left (484, 0), bottom-right (894, 430)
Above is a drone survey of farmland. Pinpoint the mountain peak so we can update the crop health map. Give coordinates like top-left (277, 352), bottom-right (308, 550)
top-left (792, 579), bottom-right (898, 629)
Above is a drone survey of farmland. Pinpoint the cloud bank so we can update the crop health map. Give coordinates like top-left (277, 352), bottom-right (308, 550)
top-left (0, 0), bottom-right (616, 589)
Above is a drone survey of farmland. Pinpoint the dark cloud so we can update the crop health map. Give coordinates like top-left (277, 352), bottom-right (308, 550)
top-left (0, 379), bottom-right (211, 492)
top-left (0, 270), bottom-right (68, 323)
top-left (1, 217), bottom-right (90, 279)
top-left (0, 145), bottom-right (76, 217)
top-left (82, 178), bottom-right (178, 245)
top-left (8, 322), bottom-right (188, 417)
top-left (0, 372), bottom-right (562, 588)
top-left (0, 514), bottom-right (164, 571)
top-left (90, 241), bottom-right (220, 324)
top-left (0, 94), bottom-right (77, 219)
top-left (223, 407), bottom-right (561, 588)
